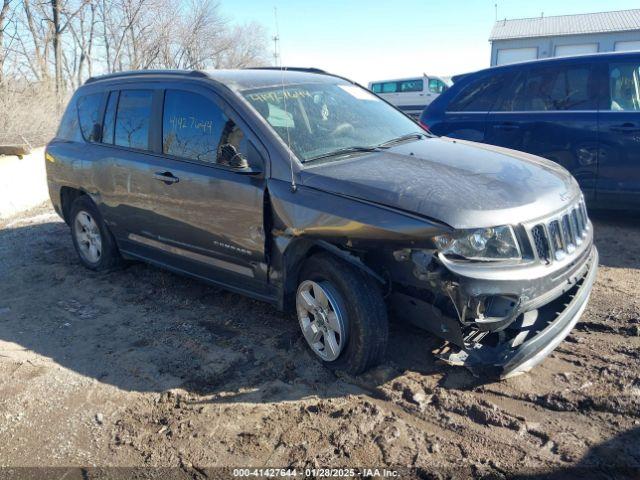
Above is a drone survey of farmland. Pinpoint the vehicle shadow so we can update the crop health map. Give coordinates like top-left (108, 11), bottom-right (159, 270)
top-left (590, 209), bottom-right (640, 269)
top-left (0, 219), bottom-right (453, 403)
top-left (513, 425), bottom-right (640, 480)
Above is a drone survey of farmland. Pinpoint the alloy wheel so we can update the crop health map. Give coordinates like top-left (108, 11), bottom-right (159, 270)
top-left (296, 280), bottom-right (348, 361)
top-left (74, 210), bottom-right (102, 264)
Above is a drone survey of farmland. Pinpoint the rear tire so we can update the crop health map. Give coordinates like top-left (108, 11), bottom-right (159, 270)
top-left (69, 195), bottom-right (122, 271)
top-left (297, 253), bottom-right (388, 374)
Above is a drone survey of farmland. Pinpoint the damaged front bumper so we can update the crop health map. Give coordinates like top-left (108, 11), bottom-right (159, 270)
top-left (437, 245), bottom-right (598, 379)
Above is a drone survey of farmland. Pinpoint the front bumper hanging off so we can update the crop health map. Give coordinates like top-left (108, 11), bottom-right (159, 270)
top-left (439, 246), bottom-right (599, 379)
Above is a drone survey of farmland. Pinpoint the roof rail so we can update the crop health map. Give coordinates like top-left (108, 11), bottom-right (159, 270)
top-left (243, 66), bottom-right (328, 74)
top-left (84, 69), bottom-right (208, 85)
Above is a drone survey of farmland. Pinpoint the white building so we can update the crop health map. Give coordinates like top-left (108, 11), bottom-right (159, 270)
top-left (490, 9), bottom-right (640, 66)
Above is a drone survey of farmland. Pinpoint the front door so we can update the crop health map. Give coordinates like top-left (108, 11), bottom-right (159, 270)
top-left (597, 58), bottom-right (640, 208)
top-left (145, 87), bottom-right (268, 294)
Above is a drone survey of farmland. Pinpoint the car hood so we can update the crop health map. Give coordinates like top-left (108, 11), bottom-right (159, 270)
top-left (300, 137), bottom-right (581, 229)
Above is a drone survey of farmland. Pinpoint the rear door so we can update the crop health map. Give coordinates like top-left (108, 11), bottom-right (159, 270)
top-left (597, 57), bottom-right (640, 207)
top-left (92, 87), bottom-right (161, 238)
top-left (484, 67), bottom-right (528, 152)
top-left (486, 61), bottom-right (600, 200)
top-left (431, 71), bottom-right (511, 143)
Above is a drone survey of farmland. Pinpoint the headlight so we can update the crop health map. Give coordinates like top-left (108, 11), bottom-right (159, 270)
top-left (434, 226), bottom-right (521, 261)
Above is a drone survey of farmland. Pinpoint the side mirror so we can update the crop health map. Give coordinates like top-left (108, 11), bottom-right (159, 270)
top-left (228, 151), bottom-right (249, 169)
top-left (219, 143), bottom-right (263, 175)
top-left (219, 144), bottom-right (248, 168)
top-left (234, 164), bottom-right (262, 175)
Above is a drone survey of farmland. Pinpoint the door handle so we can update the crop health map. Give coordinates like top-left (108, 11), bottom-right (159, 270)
top-left (494, 122), bottom-right (520, 131)
top-left (154, 171), bottom-right (179, 184)
top-left (610, 123), bottom-right (640, 133)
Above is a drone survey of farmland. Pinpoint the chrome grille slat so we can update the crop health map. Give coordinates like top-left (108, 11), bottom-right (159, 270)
top-left (549, 220), bottom-right (563, 251)
top-left (527, 198), bottom-right (589, 264)
top-left (568, 210), bottom-right (580, 245)
top-left (561, 215), bottom-right (575, 252)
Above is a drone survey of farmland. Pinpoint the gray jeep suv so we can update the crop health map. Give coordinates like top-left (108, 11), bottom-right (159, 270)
top-left (45, 68), bottom-right (598, 378)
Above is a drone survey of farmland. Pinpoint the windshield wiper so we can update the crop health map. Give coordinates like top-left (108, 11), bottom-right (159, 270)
top-left (377, 132), bottom-right (425, 148)
top-left (305, 146), bottom-right (381, 163)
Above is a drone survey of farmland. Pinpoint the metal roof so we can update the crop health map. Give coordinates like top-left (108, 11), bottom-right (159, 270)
top-left (490, 9), bottom-right (640, 41)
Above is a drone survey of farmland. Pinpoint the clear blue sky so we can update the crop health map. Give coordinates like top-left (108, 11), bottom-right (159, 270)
top-left (220, 1), bottom-right (640, 84)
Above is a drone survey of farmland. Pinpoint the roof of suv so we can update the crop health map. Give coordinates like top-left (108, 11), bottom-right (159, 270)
top-left (84, 67), bottom-right (351, 90)
top-left (453, 50), bottom-right (640, 83)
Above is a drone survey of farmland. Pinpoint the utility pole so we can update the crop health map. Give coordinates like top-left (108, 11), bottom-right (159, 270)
top-left (272, 7), bottom-right (280, 67)
top-left (272, 33), bottom-right (280, 67)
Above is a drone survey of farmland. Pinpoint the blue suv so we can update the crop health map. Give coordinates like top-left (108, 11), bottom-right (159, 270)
top-left (420, 52), bottom-right (640, 209)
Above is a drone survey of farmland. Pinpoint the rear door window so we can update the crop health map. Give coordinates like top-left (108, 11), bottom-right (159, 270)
top-left (381, 82), bottom-right (398, 93)
top-left (501, 64), bottom-right (597, 111)
top-left (447, 73), bottom-right (510, 112)
top-left (399, 79), bottom-right (423, 93)
top-left (608, 62), bottom-right (640, 111)
top-left (114, 90), bottom-right (153, 150)
top-left (77, 93), bottom-right (103, 142)
top-left (162, 89), bottom-right (246, 167)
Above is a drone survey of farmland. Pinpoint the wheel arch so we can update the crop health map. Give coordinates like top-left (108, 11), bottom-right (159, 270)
top-left (279, 237), bottom-right (386, 311)
top-left (59, 186), bottom-right (90, 225)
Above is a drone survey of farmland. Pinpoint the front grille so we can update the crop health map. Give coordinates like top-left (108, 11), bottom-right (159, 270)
top-left (527, 198), bottom-right (589, 263)
top-left (531, 225), bottom-right (549, 261)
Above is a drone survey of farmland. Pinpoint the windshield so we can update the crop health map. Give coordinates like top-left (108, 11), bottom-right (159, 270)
top-left (241, 82), bottom-right (423, 162)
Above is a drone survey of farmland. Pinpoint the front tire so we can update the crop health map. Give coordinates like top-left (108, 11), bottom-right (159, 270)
top-left (296, 253), bottom-right (388, 374)
top-left (69, 195), bottom-right (122, 271)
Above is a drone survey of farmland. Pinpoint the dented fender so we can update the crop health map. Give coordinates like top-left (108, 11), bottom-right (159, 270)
top-left (265, 178), bottom-right (450, 309)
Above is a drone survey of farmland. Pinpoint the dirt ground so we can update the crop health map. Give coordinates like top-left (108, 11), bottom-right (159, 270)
top-left (0, 202), bottom-right (638, 479)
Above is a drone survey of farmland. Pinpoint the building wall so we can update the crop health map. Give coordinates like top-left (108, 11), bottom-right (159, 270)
top-left (490, 30), bottom-right (640, 65)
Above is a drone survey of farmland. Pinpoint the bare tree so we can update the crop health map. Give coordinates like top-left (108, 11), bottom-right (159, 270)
top-left (20, 0), bottom-right (53, 81)
top-left (0, 0), bottom-right (269, 147)
top-left (98, 0), bottom-right (157, 72)
top-left (64, 0), bottom-right (97, 87)
top-left (170, 0), bottom-right (228, 69)
top-left (215, 22), bottom-right (268, 68)
top-left (49, 0), bottom-right (90, 98)
top-left (0, 0), bottom-right (14, 84)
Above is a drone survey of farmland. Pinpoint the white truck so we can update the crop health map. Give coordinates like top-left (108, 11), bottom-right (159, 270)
top-left (368, 74), bottom-right (450, 118)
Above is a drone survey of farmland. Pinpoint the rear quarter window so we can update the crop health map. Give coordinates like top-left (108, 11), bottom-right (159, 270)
top-left (447, 72), bottom-right (511, 112)
top-left (57, 98), bottom-right (82, 141)
top-left (77, 93), bottom-right (103, 142)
